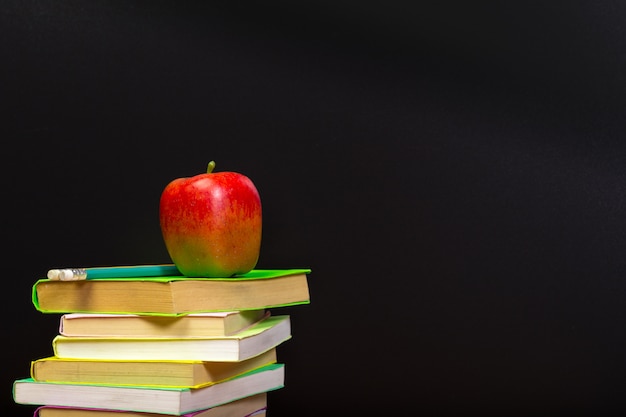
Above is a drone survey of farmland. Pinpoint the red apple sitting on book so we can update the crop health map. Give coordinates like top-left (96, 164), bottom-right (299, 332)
top-left (159, 161), bottom-right (262, 277)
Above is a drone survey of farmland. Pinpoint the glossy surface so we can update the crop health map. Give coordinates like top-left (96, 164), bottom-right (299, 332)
top-left (160, 170), bottom-right (262, 277)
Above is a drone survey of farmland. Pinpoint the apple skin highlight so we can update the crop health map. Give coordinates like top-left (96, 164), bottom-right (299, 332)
top-left (159, 163), bottom-right (262, 277)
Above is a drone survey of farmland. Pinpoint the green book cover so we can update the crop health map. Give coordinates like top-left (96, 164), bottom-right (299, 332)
top-left (14, 363), bottom-right (284, 414)
top-left (32, 269), bottom-right (311, 316)
top-left (36, 268), bottom-right (311, 283)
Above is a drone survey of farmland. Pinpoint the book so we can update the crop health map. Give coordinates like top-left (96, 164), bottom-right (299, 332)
top-left (34, 408), bottom-right (267, 417)
top-left (33, 392), bottom-right (267, 417)
top-left (32, 269), bottom-right (311, 315)
top-left (31, 348), bottom-right (277, 388)
top-left (13, 363), bottom-right (284, 415)
top-left (58, 310), bottom-right (269, 338)
top-left (33, 408), bottom-right (268, 417)
top-left (51, 315), bottom-right (290, 362)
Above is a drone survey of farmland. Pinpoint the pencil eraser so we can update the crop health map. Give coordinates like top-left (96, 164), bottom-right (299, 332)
top-left (58, 269), bottom-right (75, 280)
top-left (47, 269), bottom-right (61, 280)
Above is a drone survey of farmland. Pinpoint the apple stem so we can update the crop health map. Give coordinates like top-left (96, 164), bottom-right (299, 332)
top-left (207, 161), bottom-right (216, 174)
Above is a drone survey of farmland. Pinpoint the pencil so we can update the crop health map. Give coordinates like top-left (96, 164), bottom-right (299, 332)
top-left (47, 264), bottom-right (182, 280)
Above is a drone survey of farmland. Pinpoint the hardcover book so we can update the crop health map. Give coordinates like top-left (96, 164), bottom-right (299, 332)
top-left (13, 363), bottom-right (284, 415)
top-left (51, 315), bottom-right (291, 362)
top-left (32, 269), bottom-right (311, 315)
top-left (31, 348), bottom-right (277, 388)
top-left (58, 310), bottom-right (268, 338)
top-left (33, 392), bottom-right (268, 417)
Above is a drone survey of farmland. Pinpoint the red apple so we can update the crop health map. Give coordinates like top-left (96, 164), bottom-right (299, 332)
top-left (159, 161), bottom-right (262, 277)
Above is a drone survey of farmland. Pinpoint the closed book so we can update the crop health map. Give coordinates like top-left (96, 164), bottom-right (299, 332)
top-left (32, 269), bottom-right (310, 316)
top-left (58, 310), bottom-right (268, 338)
top-left (52, 315), bottom-right (290, 362)
top-left (31, 348), bottom-right (277, 388)
top-left (14, 363), bottom-right (284, 415)
top-left (33, 392), bottom-right (267, 417)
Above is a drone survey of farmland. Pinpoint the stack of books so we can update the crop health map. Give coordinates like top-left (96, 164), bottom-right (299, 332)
top-left (12, 266), bottom-right (311, 416)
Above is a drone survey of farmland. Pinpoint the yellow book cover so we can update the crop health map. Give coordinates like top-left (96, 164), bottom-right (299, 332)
top-left (52, 315), bottom-right (291, 362)
top-left (31, 348), bottom-right (277, 388)
top-left (14, 363), bottom-right (284, 415)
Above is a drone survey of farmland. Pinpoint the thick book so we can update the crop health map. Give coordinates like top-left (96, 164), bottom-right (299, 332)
top-left (52, 315), bottom-right (290, 362)
top-left (31, 348), bottom-right (277, 388)
top-left (33, 269), bottom-right (310, 315)
top-left (13, 363), bottom-right (284, 415)
top-left (33, 392), bottom-right (267, 417)
top-left (58, 310), bottom-right (269, 338)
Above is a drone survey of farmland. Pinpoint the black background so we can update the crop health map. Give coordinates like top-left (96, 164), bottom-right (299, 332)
top-left (4, 1), bottom-right (626, 416)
